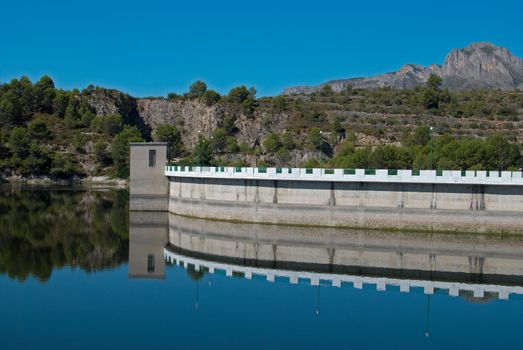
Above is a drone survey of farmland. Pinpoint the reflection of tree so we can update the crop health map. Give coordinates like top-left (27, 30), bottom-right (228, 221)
top-left (186, 265), bottom-right (206, 281)
top-left (0, 186), bottom-right (129, 282)
top-left (460, 291), bottom-right (498, 304)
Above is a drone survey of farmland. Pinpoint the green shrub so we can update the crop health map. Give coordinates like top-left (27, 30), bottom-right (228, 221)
top-left (263, 133), bottom-right (281, 153)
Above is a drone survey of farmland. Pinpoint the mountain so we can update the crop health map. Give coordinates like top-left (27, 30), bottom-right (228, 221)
top-left (1, 58), bottom-right (522, 182)
top-left (281, 43), bottom-right (523, 94)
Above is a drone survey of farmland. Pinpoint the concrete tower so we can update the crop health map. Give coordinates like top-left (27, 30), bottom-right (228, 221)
top-left (129, 142), bottom-right (169, 211)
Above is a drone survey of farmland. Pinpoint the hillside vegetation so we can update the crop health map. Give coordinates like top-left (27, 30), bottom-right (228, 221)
top-left (1, 75), bottom-right (522, 182)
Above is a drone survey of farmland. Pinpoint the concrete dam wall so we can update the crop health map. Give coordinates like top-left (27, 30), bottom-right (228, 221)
top-left (168, 176), bottom-right (523, 233)
top-left (130, 143), bottom-right (523, 234)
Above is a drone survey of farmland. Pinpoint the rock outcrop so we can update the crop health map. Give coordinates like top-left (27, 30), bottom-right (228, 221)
top-left (282, 43), bottom-right (523, 94)
top-left (136, 98), bottom-right (224, 147)
top-left (83, 89), bottom-right (290, 151)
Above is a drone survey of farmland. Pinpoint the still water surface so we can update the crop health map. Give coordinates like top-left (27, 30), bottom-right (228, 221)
top-left (1, 185), bottom-right (522, 349)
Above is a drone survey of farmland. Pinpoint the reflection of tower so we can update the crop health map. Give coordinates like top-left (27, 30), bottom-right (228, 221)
top-left (425, 294), bottom-right (431, 337)
top-left (128, 211), bottom-right (169, 279)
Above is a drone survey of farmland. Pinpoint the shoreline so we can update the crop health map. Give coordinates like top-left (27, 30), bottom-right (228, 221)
top-left (1, 176), bottom-right (129, 189)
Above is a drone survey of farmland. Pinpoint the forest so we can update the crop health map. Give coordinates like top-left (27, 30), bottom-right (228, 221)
top-left (0, 74), bottom-right (522, 181)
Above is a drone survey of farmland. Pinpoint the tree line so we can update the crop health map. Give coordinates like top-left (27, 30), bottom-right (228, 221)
top-left (0, 76), bottom-right (145, 178)
top-left (1, 75), bottom-right (522, 180)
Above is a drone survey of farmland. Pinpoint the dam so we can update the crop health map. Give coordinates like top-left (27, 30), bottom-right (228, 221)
top-left (130, 142), bottom-right (523, 234)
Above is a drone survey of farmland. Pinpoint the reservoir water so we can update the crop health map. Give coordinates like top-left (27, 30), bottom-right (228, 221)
top-left (1, 185), bottom-right (522, 349)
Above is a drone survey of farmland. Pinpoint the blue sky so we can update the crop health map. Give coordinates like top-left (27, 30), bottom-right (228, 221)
top-left (1, 0), bottom-right (522, 97)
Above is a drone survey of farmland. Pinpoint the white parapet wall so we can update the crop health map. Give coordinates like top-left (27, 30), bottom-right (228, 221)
top-left (165, 165), bottom-right (523, 186)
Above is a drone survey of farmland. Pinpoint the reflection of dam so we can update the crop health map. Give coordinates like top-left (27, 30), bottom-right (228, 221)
top-left (163, 214), bottom-right (523, 300)
top-left (128, 212), bottom-right (523, 300)
top-left (164, 249), bottom-right (521, 300)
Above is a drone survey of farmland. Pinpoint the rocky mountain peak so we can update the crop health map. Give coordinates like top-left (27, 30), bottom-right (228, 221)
top-left (442, 42), bottom-right (523, 89)
top-left (282, 42), bottom-right (523, 95)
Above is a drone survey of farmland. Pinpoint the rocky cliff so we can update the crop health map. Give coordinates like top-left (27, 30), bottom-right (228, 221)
top-left (135, 98), bottom-right (292, 151)
top-left (282, 43), bottom-right (523, 94)
top-left (82, 88), bottom-right (290, 152)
